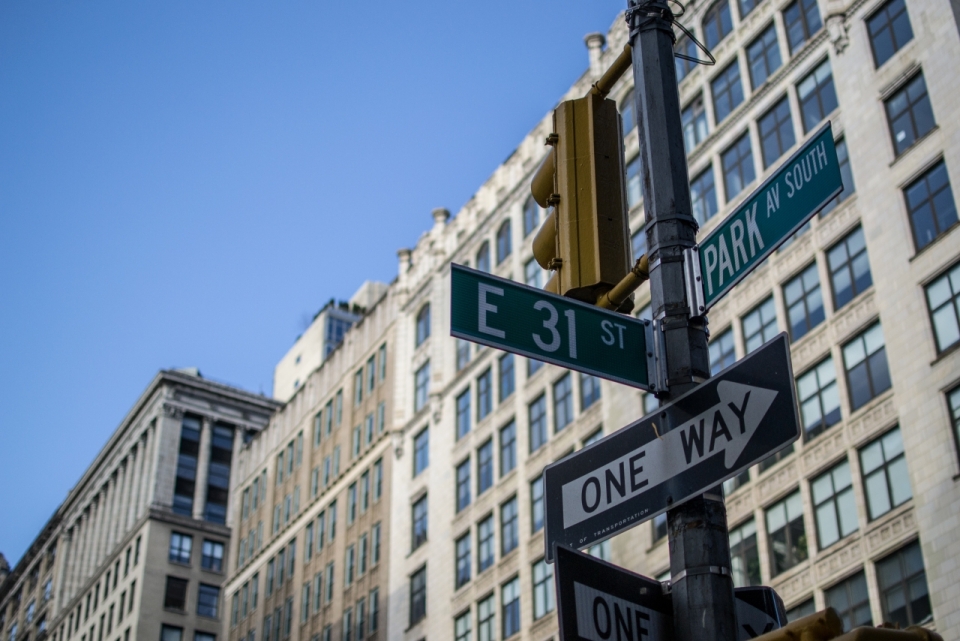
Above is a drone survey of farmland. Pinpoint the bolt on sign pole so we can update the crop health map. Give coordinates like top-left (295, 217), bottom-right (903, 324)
top-left (626, 2), bottom-right (739, 641)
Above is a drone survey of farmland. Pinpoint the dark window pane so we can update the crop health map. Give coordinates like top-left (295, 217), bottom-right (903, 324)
top-left (868, 0), bottom-right (914, 67)
top-left (885, 74), bottom-right (936, 156)
top-left (905, 161), bottom-right (957, 251)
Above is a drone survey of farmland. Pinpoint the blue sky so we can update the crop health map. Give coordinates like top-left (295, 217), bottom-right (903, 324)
top-left (0, 1), bottom-right (626, 566)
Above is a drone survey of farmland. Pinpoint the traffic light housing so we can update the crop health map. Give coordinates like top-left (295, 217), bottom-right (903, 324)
top-left (530, 91), bottom-right (633, 309)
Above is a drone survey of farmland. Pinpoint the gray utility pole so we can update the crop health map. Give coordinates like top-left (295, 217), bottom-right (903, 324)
top-left (626, 2), bottom-right (739, 641)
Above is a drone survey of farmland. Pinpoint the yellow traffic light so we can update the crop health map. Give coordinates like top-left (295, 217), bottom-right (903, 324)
top-left (529, 45), bottom-right (637, 310)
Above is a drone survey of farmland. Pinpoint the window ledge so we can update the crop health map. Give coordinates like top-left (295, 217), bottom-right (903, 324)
top-left (909, 220), bottom-right (960, 263)
top-left (888, 125), bottom-right (940, 168)
top-left (930, 339), bottom-right (960, 366)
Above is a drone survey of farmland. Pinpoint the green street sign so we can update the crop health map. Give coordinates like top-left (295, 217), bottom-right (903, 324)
top-left (697, 123), bottom-right (842, 311)
top-left (451, 264), bottom-right (656, 390)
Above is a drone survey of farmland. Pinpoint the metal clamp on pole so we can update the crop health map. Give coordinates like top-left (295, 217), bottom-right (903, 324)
top-left (683, 246), bottom-right (706, 318)
top-left (671, 565), bottom-right (731, 584)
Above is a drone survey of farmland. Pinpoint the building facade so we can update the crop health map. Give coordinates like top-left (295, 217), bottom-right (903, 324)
top-left (224, 283), bottom-right (397, 641)
top-left (0, 370), bottom-right (278, 641)
top-left (383, 0), bottom-right (960, 638)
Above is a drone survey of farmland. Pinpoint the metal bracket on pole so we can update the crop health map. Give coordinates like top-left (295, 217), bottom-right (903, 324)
top-left (649, 318), bottom-right (669, 393)
top-left (683, 246), bottom-right (706, 318)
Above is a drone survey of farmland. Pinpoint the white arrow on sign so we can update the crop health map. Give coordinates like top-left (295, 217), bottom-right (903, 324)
top-left (561, 381), bottom-right (777, 528)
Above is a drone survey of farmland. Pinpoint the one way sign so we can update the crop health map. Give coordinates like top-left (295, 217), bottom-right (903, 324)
top-left (543, 334), bottom-right (799, 561)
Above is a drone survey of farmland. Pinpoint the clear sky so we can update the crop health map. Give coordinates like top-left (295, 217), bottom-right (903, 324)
top-left (0, 1), bottom-right (626, 566)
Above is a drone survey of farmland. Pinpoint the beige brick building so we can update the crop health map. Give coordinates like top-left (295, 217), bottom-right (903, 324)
top-left (0, 370), bottom-right (278, 641)
top-left (224, 283), bottom-right (397, 641)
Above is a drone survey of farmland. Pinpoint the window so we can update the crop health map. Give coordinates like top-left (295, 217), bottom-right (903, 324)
top-left (501, 577), bottom-right (521, 638)
top-left (675, 35), bottom-right (698, 82)
top-left (414, 362), bottom-right (430, 412)
top-left (722, 132), bottom-right (755, 200)
top-left (554, 374), bottom-right (573, 432)
top-left (355, 369), bottom-right (364, 406)
top-left (632, 227), bottom-right (647, 261)
top-left (173, 417), bottom-right (201, 516)
top-left (164, 576), bottom-right (188, 611)
top-left (329, 501), bottom-right (337, 540)
top-left (412, 495), bottom-right (428, 550)
top-left (369, 588), bottom-right (380, 631)
top-left (626, 156), bottom-right (642, 209)
top-left (927, 265), bottom-right (960, 355)
top-left (580, 375), bottom-right (601, 410)
top-left (747, 24), bottom-right (782, 89)
top-left (169, 533), bottom-right (192, 565)
top-left (201, 540), bottom-right (224, 572)
top-left (759, 96), bottom-right (796, 168)
top-left (325, 563), bottom-right (335, 603)
top-left (729, 519), bottom-right (760, 587)
top-left (457, 338), bottom-right (470, 372)
top-left (691, 166), bottom-right (718, 225)
top-left (529, 394), bottom-right (548, 452)
top-left (532, 559), bottom-right (555, 620)
top-left (478, 439), bottom-right (494, 494)
top-left (950, 387), bottom-right (960, 461)
top-left (478, 515), bottom-right (495, 573)
top-left (906, 160), bottom-right (957, 251)
top-left (496, 220), bottom-right (512, 264)
top-left (709, 328), bottom-right (736, 376)
top-left (739, 0), bottom-right (759, 18)
top-left (523, 196), bottom-right (541, 238)
top-left (374, 458), bottom-right (383, 500)
top-left (797, 357), bottom-right (841, 440)
top-left (410, 566), bottom-right (427, 625)
top-left (345, 545), bottom-right (355, 585)
top-left (860, 427), bottom-right (911, 520)
top-left (712, 61), bottom-right (744, 124)
top-left (300, 583), bottom-right (310, 623)
top-left (365, 414), bottom-right (374, 445)
top-left (456, 534), bottom-right (471, 589)
top-left (868, 0), bottom-right (913, 67)
top-left (530, 476), bottom-right (544, 533)
top-left (455, 390), bottom-right (472, 441)
top-left (528, 357), bottom-right (544, 377)
top-left (415, 305), bottom-right (431, 347)
top-left (477, 369), bottom-right (493, 421)
top-left (379, 343), bottom-right (387, 380)
top-left (456, 459), bottom-right (471, 512)
top-left (499, 354), bottom-right (515, 401)
top-left (812, 459), bottom-right (857, 549)
top-left (414, 427), bottom-right (429, 476)
top-left (682, 95), bottom-right (708, 153)
top-left (825, 572), bottom-right (873, 630)
top-left (843, 323), bottom-right (891, 411)
top-left (500, 497), bottom-right (519, 555)
top-left (476, 241), bottom-right (491, 273)
top-left (197, 584), bottom-right (219, 618)
top-left (877, 541), bottom-right (931, 627)
top-left (620, 88), bottom-right (637, 134)
top-left (766, 490), bottom-right (808, 576)
top-left (783, 0), bottom-right (822, 53)
top-left (828, 226), bottom-right (871, 310)
top-left (161, 626), bottom-right (183, 641)
top-left (455, 610), bottom-right (472, 641)
top-left (356, 597), bottom-right (366, 639)
top-left (784, 263), bottom-right (824, 341)
top-left (702, 0), bottom-right (733, 49)
top-left (524, 258), bottom-right (542, 288)
top-left (372, 522), bottom-right (382, 564)
top-left (798, 59), bottom-right (838, 133)
top-left (498, 421), bottom-right (517, 479)
top-left (348, 483), bottom-right (357, 524)
top-left (787, 599), bottom-right (816, 622)
top-left (343, 607), bottom-right (352, 641)
top-left (478, 594), bottom-right (496, 641)
top-left (742, 296), bottom-right (778, 353)
top-left (885, 74), bottom-right (936, 157)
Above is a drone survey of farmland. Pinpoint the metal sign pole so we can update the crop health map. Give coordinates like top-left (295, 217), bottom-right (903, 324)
top-left (626, 2), bottom-right (738, 640)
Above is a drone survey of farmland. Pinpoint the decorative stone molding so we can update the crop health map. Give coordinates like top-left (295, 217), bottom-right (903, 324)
top-left (801, 428), bottom-right (848, 476)
top-left (392, 430), bottom-right (404, 460)
top-left (865, 507), bottom-right (916, 555)
top-left (847, 393), bottom-right (897, 447)
top-left (162, 404), bottom-right (184, 419)
top-left (815, 537), bottom-right (862, 582)
top-left (826, 14), bottom-right (850, 54)
top-left (726, 488), bottom-right (755, 526)
top-left (772, 563), bottom-right (813, 603)
top-left (829, 290), bottom-right (877, 345)
top-left (791, 324), bottom-right (832, 374)
top-left (773, 232), bottom-right (816, 281)
top-left (816, 199), bottom-right (859, 249)
top-left (757, 459), bottom-right (800, 504)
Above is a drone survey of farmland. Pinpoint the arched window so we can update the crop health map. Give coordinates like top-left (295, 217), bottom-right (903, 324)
top-left (523, 197), bottom-right (541, 238)
top-left (415, 304), bottom-right (431, 347)
top-left (496, 220), bottom-right (512, 265)
top-left (476, 242), bottom-right (491, 273)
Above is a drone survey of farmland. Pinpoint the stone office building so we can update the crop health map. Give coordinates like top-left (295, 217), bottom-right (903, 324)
top-left (383, 0), bottom-right (960, 638)
top-left (224, 283), bottom-right (397, 641)
top-left (0, 370), bottom-right (278, 641)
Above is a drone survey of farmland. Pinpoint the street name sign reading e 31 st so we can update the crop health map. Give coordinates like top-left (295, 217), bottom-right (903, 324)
top-left (450, 264), bottom-right (655, 390)
top-left (697, 123), bottom-right (842, 311)
top-left (543, 333), bottom-right (799, 562)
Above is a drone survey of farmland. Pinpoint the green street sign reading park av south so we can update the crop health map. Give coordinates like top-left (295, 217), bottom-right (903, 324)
top-left (696, 123), bottom-right (842, 311)
top-left (450, 264), bottom-right (656, 391)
